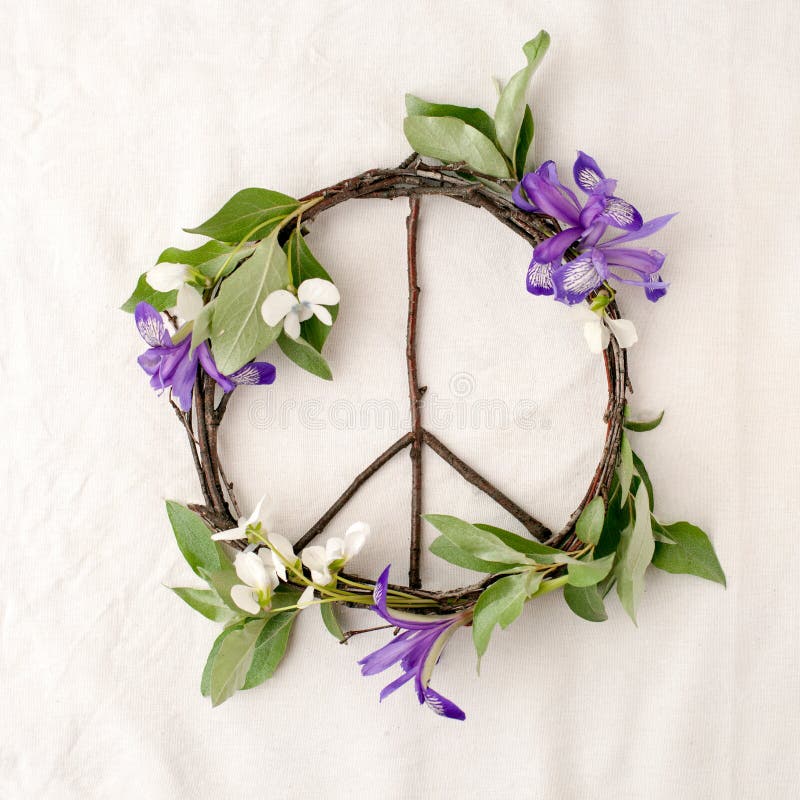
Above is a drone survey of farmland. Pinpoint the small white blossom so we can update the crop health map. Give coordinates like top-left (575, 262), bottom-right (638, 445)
top-left (175, 283), bottom-right (204, 322)
top-left (230, 549), bottom-right (279, 614)
top-left (572, 305), bottom-right (638, 354)
top-left (146, 262), bottom-right (190, 292)
top-left (266, 532), bottom-right (300, 581)
top-left (211, 497), bottom-right (265, 542)
top-left (301, 522), bottom-right (370, 586)
top-left (261, 278), bottom-right (340, 340)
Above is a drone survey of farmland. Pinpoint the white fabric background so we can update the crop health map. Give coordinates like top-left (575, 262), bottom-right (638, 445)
top-left (2, 1), bottom-right (797, 797)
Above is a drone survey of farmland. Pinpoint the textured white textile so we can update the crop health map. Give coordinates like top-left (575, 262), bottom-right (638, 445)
top-left (2, 1), bottom-right (798, 797)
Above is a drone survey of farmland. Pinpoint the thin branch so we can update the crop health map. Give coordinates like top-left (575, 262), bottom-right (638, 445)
top-left (421, 429), bottom-right (552, 541)
top-left (406, 196), bottom-right (424, 589)
top-left (294, 432), bottom-right (415, 551)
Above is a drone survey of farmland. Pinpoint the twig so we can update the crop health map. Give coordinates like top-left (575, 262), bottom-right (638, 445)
top-left (294, 432), bottom-right (415, 551)
top-left (339, 624), bottom-right (395, 644)
top-left (421, 429), bottom-right (552, 541)
top-left (406, 196), bottom-right (424, 588)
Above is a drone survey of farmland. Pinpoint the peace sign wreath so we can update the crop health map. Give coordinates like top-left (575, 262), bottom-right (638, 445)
top-left (124, 33), bottom-right (725, 720)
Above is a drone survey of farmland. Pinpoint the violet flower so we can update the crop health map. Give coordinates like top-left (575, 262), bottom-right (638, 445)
top-left (358, 565), bottom-right (469, 720)
top-left (135, 301), bottom-right (275, 411)
top-left (513, 152), bottom-right (674, 304)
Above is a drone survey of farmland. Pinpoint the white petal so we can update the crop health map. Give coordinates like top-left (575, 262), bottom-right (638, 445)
top-left (583, 320), bottom-right (609, 354)
top-left (283, 311), bottom-right (301, 340)
top-left (297, 585), bottom-right (316, 608)
top-left (245, 496), bottom-right (265, 527)
top-left (605, 317), bottom-right (638, 349)
top-left (325, 537), bottom-right (345, 562)
top-left (230, 584), bottom-right (261, 615)
top-left (297, 305), bottom-right (314, 322)
top-left (146, 263), bottom-right (189, 292)
top-left (175, 284), bottom-right (204, 322)
top-left (210, 527), bottom-right (246, 541)
top-left (234, 551), bottom-right (269, 590)
top-left (311, 568), bottom-right (332, 586)
top-left (309, 304), bottom-right (332, 326)
top-left (261, 290), bottom-right (296, 326)
top-left (343, 522), bottom-right (370, 559)
top-left (272, 553), bottom-right (287, 582)
top-left (297, 278), bottom-right (339, 306)
top-left (301, 545), bottom-right (328, 574)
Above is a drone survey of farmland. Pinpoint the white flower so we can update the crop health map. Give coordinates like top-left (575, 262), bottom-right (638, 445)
top-left (266, 532), bottom-right (300, 581)
top-left (230, 549), bottom-right (279, 614)
top-left (301, 522), bottom-right (370, 586)
top-left (211, 497), bottom-right (265, 542)
top-left (146, 262), bottom-right (190, 292)
top-left (175, 283), bottom-right (204, 322)
top-left (261, 278), bottom-right (340, 340)
top-left (571, 305), bottom-right (638, 354)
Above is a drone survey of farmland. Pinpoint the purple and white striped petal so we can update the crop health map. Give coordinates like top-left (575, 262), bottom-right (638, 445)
top-left (645, 273), bottom-right (668, 302)
top-left (423, 687), bottom-right (466, 721)
top-left (598, 196), bottom-right (643, 231)
top-left (572, 151), bottom-right (606, 193)
top-left (135, 302), bottom-right (169, 347)
top-left (526, 259), bottom-right (555, 296)
top-left (229, 361), bottom-right (277, 386)
top-left (552, 249), bottom-right (608, 305)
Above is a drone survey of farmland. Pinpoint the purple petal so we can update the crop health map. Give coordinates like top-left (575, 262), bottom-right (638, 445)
top-left (512, 182), bottom-right (538, 212)
top-left (604, 213), bottom-right (677, 246)
top-left (609, 271), bottom-right (670, 293)
top-left (137, 348), bottom-right (163, 377)
top-left (135, 302), bottom-right (169, 347)
top-left (532, 226), bottom-right (582, 263)
top-left (526, 259), bottom-right (555, 296)
top-left (580, 219), bottom-right (608, 248)
top-left (229, 361), bottom-right (277, 387)
top-left (170, 347), bottom-right (199, 411)
top-left (599, 196), bottom-right (643, 231)
top-left (600, 247), bottom-right (665, 274)
top-left (520, 173), bottom-right (581, 226)
top-left (378, 669), bottom-right (415, 701)
top-left (537, 161), bottom-right (581, 207)
top-left (573, 151), bottom-right (606, 193)
top-left (552, 249), bottom-right (608, 305)
top-left (423, 687), bottom-right (466, 720)
top-left (358, 630), bottom-right (418, 676)
top-left (196, 343), bottom-right (234, 393)
top-left (645, 274), bottom-right (668, 302)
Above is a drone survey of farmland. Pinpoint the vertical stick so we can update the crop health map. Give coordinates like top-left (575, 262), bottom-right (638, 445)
top-left (406, 196), bottom-right (423, 588)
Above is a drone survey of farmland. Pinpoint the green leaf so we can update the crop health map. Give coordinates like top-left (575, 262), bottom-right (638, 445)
top-left (618, 433), bottom-right (634, 506)
top-left (209, 618), bottom-right (266, 706)
top-left (566, 553), bottom-right (615, 588)
top-left (184, 188), bottom-right (299, 244)
top-left (201, 624), bottom-right (242, 697)
top-left (190, 299), bottom-right (215, 352)
top-left (429, 536), bottom-right (517, 573)
top-left (120, 273), bottom-right (177, 313)
top-left (197, 567), bottom-right (240, 611)
top-left (632, 451), bottom-right (655, 512)
top-left (170, 586), bottom-right (237, 624)
top-left (494, 31), bottom-right (550, 158)
top-left (242, 611), bottom-right (297, 689)
top-left (563, 583), bottom-right (608, 622)
top-left (320, 603), bottom-right (346, 642)
top-left (575, 496), bottom-right (605, 545)
top-left (472, 573), bottom-right (531, 661)
top-left (165, 501), bottom-right (228, 577)
top-left (277, 332), bottom-right (333, 380)
top-left (595, 479), bottom-right (630, 558)
top-left (424, 515), bottom-right (533, 566)
top-left (210, 232), bottom-right (289, 374)
top-left (403, 116), bottom-right (510, 178)
top-left (156, 240), bottom-right (258, 280)
top-left (651, 522), bottom-right (726, 586)
top-left (472, 524), bottom-right (563, 557)
top-left (404, 94), bottom-right (497, 143)
top-left (623, 410), bottom-right (665, 432)
top-left (513, 104), bottom-right (535, 179)
top-left (285, 231), bottom-right (338, 352)
top-left (651, 516), bottom-right (676, 544)
top-left (615, 483), bottom-right (655, 623)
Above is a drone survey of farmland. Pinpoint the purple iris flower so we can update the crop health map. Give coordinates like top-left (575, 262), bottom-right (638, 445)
top-left (513, 152), bottom-right (674, 304)
top-left (358, 565), bottom-right (469, 720)
top-left (135, 302), bottom-right (276, 411)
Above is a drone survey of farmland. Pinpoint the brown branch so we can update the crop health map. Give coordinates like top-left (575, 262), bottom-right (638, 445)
top-left (406, 196), bottom-right (424, 588)
top-left (421, 428), bottom-right (552, 541)
top-left (170, 397), bottom-right (212, 507)
top-left (294, 432), bottom-right (415, 551)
